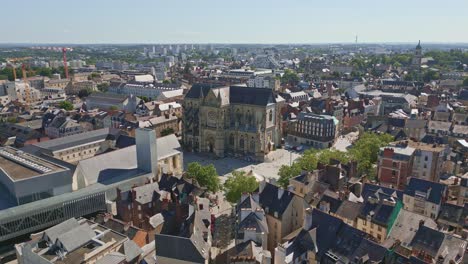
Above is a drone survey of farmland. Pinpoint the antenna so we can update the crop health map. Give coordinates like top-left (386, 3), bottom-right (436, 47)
top-left (355, 35), bottom-right (358, 44)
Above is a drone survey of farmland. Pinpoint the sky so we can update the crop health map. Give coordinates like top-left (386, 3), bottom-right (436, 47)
top-left (2, 0), bottom-right (468, 44)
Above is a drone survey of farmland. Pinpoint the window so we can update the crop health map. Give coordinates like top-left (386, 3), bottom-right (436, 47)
top-left (269, 110), bottom-right (273, 122)
top-left (138, 205), bottom-right (141, 211)
top-left (392, 162), bottom-right (397, 168)
top-left (392, 170), bottom-right (396, 176)
top-left (378, 226), bottom-right (382, 232)
top-left (239, 136), bottom-right (245, 149)
top-left (250, 137), bottom-right (255, 152)
top-left (377, 234), bottom-right (382, 240)
top-left (424, 156), bottom-right (428, 161)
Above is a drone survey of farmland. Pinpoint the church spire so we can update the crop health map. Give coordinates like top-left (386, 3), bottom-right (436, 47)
top-left (416, 40), bottom-right (421, 50)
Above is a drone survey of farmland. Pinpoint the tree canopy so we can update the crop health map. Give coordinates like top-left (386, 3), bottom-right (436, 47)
top-left (463, 77), bottom-right (468, 86)
top-left (186, 162), bottom-right (220, 193)
top-left (58, 101), bottom-right (74, 111)
top-left (348, 132), bottom-right (393, 178)
top-left (281, 69), bottom-right (300, 86)
top-left (160, 127), bottom-right (175, 137)
top-left (278, 132), bottom-right (393, 187)
top-left (224, 171), bottom-right (259, 203)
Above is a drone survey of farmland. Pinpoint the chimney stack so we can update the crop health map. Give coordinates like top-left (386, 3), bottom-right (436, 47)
top-left (303, 208), bottom-right (313, 230)
top-left (136, 128), bottom-right (158, 179)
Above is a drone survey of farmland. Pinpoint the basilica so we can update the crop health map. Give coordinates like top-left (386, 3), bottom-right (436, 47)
top-left (182, 84), bottom-right (284, 161)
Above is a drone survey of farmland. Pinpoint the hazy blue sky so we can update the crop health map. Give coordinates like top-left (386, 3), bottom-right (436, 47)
top-left (2, 0), bottom-right (467, 44)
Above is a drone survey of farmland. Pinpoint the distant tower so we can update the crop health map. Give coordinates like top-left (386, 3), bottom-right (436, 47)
top-left (412, 40), bottom-right (423, 81)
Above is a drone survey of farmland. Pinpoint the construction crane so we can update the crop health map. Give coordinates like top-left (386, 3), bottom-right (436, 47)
top-left (21, 64), bottom-right (31, 105)
top-left (5, 57), bottom-right (32, 80)
top-left (31, 46), bottom-right (73, 79)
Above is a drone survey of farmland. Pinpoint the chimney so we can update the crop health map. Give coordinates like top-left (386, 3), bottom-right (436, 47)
top-left (259, 180), bottom-right (266, 193)
top-left (303, 208), bottom-right (313, 230)
top-left (277, 188), bottom-right (285, 200)
top-left (136, 128), bottom-right (158, 178)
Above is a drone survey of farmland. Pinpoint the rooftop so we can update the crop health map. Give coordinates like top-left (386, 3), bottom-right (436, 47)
top-left (27, 218), bottom-right (129, 264)
top-left (34, 128), bottom-right (118, 152)
top-left (0, 147), bottom-right (67, 181)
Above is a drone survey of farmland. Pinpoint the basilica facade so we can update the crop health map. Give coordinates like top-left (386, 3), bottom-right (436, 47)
top-left (182, 84), bottom-right (284, 161)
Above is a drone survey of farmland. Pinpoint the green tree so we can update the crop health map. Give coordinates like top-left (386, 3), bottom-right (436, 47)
top-left (160, 127), bottom-right (175, 136)
top-left (423, 70), bottom-right (440, 82)
top-left (316, 149), bottom-right (350, 165)
top-left (278, 163), bottom-right (303, 188)
top-left (163, 79), bottom-right (171, 84)
top-left (186, 162), bottom-right (220, 193)
top-left (97, 83), bottom-right (109, 92)
top-left (78, 89), bottom-right (91, 98)
top-left (109, 105), bottom-right (119, 111)
top-left (58, 101), bottom-right (74, 111)
top-left (463, 77), bottom-right (468, 86)
top-left (281, 69), bottom-right (300, 86)
top-left (348, 132), bottom-right (393, 178)
top-left (37, 67), bottom-right (53, 77)
top-left (138, 96), bottom-right (150, 102)
top-left (224, 171), bottom-right (259, 203)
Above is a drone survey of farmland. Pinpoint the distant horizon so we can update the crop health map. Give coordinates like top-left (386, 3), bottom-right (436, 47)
top-left (2, 0), bottom-right (467, 44)
top-left (1, 41), bottom-right (468, 46)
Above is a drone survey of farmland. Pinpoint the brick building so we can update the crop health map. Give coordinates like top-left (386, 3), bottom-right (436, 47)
top-left (377, 142), bottom-right (415, 189)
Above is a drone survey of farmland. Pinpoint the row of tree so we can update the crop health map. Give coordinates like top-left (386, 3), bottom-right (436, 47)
top-left (184, 132), bottom-right (393, 204)
top-left (185, 162), bottom-right (259, 203)
top-left (277, 132), bottom-right (394, 187)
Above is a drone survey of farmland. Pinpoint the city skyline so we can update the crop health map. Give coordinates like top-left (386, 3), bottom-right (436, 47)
top-left (2, 0), bottom-right (468, 44)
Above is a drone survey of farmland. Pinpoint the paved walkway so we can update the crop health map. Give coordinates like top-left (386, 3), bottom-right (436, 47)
top-left (184, 148), bottom-right (301, 182)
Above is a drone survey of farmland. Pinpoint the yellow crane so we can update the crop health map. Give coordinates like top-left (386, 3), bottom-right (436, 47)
top-left (6, 57), bottom-right (33, 104)
top-left (6, 57), bottom-right (32, 81)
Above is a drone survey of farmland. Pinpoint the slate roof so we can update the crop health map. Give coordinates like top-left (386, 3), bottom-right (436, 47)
top-left (428, 120), bottom-right (451, 132)
top-left (123, 240), bottom-right (143, 262)
top-left (361, 183), bottom-right (403, 201)
top-left (238, 212), bottom-right (268, 233)
top-left (335, 200), bottom-right (363, 222)
top-left (437, 203), bottom-right (466, 227)
top-left (410, 226), bottom-right (444, 257)
top-left (282, 228), bottom-right (318, 262)
top-left (360, 199), bottom-right (396, 226)
top-left (34, 128), bottom-right (118, 152)
top-left (318, 194), bottom-right (342, 214)
top-left (155, 234), bottom-right (206, 263)
top-left (56, 223), bottom-right (95, 252)
top-left (452, 124), bottom-right (468, 135)
top-left (87, 92), bottom-right (128, 104)
top-left (44, 218), bottom-right (80, 243)
top-left (133, 182), bottom-right (160, 204)
top-left (404, 178), bottom-right (446, 204)
top-left (237, 194), bottom-right (261, 212)
top-left (184, 83), bottom-right (225, 98)
top-left (185, 84), bottom-right (278, 106)
top-left (326, 224), bottom-right (386, 263)
top-left (259, 182), bottom-right (295, 218)
top-left (95, 252), bottom-right (126, 264)
top-left (309, 209), bottom-right (344, 257)
top-left (384, 209), bottom-right (438, 248)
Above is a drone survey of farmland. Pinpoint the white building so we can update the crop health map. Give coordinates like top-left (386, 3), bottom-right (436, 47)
top-left (247, 75), bottom-right (280, 91)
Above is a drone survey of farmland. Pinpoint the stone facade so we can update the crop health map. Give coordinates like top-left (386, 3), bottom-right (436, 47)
top-left (183, 84), bottom-right (283, 161)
